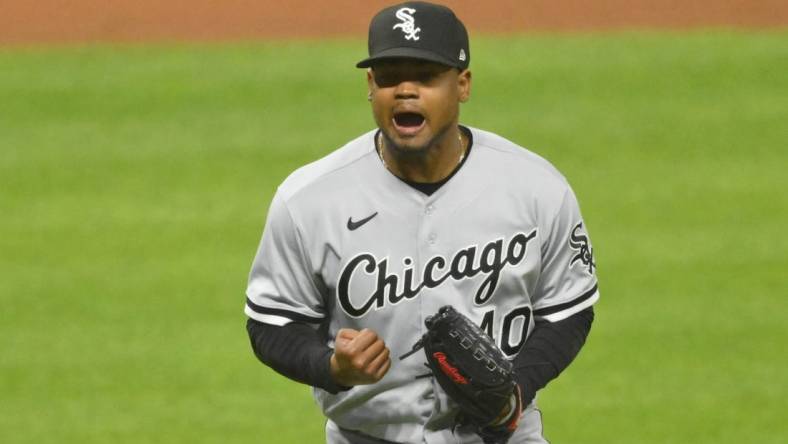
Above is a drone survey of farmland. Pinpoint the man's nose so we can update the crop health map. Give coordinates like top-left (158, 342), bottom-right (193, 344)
top-left (394, 81), bottom-right (419, 100)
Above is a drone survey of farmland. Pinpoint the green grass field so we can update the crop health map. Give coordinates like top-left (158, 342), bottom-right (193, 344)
top-left (1, 31), bottom-right (786, 443)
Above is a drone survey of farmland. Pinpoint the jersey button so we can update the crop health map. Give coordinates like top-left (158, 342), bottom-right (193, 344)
top-left (427, 233), bottom-right (437, 244)
top-left (425, 205), bottom-right (435, 215)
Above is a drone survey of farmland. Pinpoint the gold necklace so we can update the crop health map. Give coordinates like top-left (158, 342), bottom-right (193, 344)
top-left (376, 131), bottom-right (465, 171)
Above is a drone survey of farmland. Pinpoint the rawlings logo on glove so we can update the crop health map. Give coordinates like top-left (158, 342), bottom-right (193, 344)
top-left (433, 352), bottom-right (469, 384)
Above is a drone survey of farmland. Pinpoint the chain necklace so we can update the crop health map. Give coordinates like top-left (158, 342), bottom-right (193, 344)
top-left (376, 131), bottom-right (465, 172)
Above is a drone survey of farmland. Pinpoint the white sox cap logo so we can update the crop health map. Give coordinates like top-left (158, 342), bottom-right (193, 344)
top-left (393, 7), bottom-right (421, 41)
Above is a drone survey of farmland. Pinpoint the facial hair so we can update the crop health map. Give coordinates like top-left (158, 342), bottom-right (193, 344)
top-left (380, 121), bottom-right (454, 161)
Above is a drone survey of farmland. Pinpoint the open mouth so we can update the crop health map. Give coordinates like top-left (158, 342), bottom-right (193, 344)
top-left (393, 112), bottom-right (425, 131)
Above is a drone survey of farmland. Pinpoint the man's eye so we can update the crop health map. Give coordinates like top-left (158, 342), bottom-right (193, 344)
top-left (374, 71), bottom-right (436, 86)
top-left (418, 72), bottom-right (434, 83)
top-left (375, 74), bottom-right (394, 85)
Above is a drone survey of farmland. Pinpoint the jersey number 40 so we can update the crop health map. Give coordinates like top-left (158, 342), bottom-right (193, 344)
top-left (479, 306), bottom-right (531, 357)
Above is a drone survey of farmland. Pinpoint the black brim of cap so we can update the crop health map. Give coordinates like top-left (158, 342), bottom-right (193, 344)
top-left (356, 47), bottom-right (461, 69)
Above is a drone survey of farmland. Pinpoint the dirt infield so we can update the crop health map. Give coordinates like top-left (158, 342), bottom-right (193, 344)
top-left (2, 0), bottom-right (787, 45)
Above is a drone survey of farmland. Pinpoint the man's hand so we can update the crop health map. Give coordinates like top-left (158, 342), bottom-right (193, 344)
top-left (330, 328), bottom-right (391, 387)
top-left (400, 306), bottom-right (520, 443)
top-left (486, 384), bottom-right (523, 431)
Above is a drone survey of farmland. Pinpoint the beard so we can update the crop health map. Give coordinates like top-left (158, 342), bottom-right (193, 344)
top-left (380, 121), bottom-right (455, 161)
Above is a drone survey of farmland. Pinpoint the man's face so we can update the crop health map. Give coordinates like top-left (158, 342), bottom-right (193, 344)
top-left (368, 59), bottom-right (471, 154)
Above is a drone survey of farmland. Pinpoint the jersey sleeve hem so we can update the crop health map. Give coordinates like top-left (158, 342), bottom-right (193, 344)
top-left (245, 297), bottom-right (324, 326)
top-left (532, 283), bottom-right (599, 322)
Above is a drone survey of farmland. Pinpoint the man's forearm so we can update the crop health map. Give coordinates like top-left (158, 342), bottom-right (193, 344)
top-left (246, 318), bottom-right (349, 394)
top-left (514, 306), bottom-right (595, 404)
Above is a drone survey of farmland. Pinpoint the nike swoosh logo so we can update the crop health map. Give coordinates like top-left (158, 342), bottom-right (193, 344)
top-left (347, 212), bottom-right (378, 231)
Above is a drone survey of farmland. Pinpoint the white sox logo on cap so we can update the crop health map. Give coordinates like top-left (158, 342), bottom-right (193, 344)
top-left (356, 2), bottom-right (469, 69)
top-left (393, 7), bottom-right (421, 41)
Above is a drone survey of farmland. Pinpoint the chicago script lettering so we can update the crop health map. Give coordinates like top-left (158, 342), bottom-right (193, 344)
top-left (337, 229), bottom-right (537, 317)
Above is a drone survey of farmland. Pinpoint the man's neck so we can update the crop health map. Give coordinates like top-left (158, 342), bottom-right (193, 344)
top-left (379, 127), bottom-right (467, 184)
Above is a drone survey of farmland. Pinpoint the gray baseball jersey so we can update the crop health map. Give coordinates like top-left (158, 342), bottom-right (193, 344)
top-left (245, 126), bottom-right (599, 443)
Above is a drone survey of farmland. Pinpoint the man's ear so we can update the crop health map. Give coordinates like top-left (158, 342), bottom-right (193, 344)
top-left (367, 68), bottom-right (375, 98)
top-left (458, 69), bottom-right (472, 103)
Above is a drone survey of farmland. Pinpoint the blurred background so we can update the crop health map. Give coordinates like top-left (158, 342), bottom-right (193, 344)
top-left (0, 0), bottom-right (788, 44)
top-left (2, 0), bottom-right (787, 43)
top-left (1, 1), bottom-right (786, 443)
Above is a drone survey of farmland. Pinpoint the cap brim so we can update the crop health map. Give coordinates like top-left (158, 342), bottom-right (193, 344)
top-left (356, 47), bottom-right (460, 69)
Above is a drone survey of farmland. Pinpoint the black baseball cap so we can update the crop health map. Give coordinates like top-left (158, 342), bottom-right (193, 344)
top-left (356, 1), bottom-right (470, 70)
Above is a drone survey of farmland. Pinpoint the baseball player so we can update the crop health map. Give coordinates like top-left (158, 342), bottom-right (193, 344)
top-left (245, 2), bottom-right (598, 443)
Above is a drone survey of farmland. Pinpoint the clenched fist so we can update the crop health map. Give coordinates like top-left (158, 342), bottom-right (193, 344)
top-left (330, 328), bottom-right (391, 387)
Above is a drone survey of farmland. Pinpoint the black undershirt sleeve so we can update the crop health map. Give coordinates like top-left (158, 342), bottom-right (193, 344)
top-left (246, 305), bottom-right (593, 400)
top-left (246, 318), bottom-right (349, 394)
top-left (514, 306), bottom-right (595, 405)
